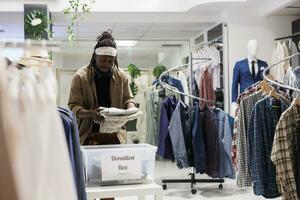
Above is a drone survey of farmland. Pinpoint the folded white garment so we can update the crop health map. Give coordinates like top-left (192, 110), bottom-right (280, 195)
top-left (94, 111), bottom-right (143, 133)
top-left (100, 107), bottom-right (139, 116)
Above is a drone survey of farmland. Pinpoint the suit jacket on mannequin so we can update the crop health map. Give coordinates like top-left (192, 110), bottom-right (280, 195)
top-left (231, 58), bottom-right (267, 102)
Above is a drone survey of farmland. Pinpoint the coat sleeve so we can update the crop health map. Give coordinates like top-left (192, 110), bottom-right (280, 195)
top-left (231, 62), bottom-right (240, 102)
top-left (122, 73), bottom-right (135, 108)
top-left (68, 73), bottom-right (85, 117)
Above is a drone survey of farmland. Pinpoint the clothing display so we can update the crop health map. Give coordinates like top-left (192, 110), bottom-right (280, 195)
top-left (270, 40), bottom-right (300, 83)
top-left (145, 79), bottom-right (181, 146)
top-left (157, 96), bottom-right (235, 179)
top-left (0, 62), bottom-right (77, 200)
top-left (233, 68), bottom-right (300, 199)
top-left (231, 58), bottom-right (267, 102)
top-left (248, 97), bottom-right (289, 198)
top-left (192, 44), bottom-right (221, 90)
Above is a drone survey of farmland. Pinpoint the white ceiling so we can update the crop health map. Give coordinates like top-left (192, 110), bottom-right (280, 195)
top-left (272, 1), bottom-right (300, 16)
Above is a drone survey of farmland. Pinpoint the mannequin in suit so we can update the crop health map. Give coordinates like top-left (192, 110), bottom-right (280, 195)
top-left (231, 39), bottom-right (268, 104)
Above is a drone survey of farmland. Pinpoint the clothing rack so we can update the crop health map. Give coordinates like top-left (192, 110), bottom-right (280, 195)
top-left (274, 32), bottom-right (300, 41)
top-left (263, 51), bottom-right (300, 93)
top-left (0, 39), bottom-right (60, 51)
top-left (158, 53), bottom-right (224, 194)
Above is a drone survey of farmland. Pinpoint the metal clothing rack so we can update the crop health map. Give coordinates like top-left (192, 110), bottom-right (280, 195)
top-left (263, 51), bottom-right (300, 93)
top-left (274, 32), bottom-right (300, 41)
top-left (158, 53), bottom-right (224, 195)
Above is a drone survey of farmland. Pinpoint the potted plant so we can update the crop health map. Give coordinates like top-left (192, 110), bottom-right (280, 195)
top-left (153, 64), bottom-right (167, 79)
top-left (63, 0), bottom-right (96, 43)
top-left (126, 63), bottom-right (141, 142)
top-left (127, 63), bottom-right (141, 97)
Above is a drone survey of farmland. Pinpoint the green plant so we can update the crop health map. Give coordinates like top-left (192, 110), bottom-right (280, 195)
top-left (24, 10), bottom-right (52, 40)
top-left (63, 0), bottom-right (96, 43)
top-left (127, 63), bottom-right (141, 97)
top-left (153, 64), bottom-right (167, 79)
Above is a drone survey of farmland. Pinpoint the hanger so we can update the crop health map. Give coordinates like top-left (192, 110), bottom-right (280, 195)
top-left (268, 87), bottom-right (280, 100)
top-left (292, 98), bottom-right (300, 106)
top-left (258, 79), bottom-right (272, 94)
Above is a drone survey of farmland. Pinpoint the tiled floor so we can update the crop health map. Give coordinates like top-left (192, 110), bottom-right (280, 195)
top-left (116, 160), bottom-right (280, 200)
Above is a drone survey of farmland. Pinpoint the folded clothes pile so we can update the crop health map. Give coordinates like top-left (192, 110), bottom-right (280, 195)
top-left (94, 107), bottom-right (142, 133)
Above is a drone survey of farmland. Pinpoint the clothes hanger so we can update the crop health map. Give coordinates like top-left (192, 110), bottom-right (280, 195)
top-left (292, 98), bottom-right (300, 106)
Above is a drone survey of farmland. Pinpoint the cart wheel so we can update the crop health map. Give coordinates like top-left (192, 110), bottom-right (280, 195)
top-left (219, 184), bottom-right (223, 190)
top-left (191, 188), bottom-right (197, 194)
top-left (162, 184), bottom-right (167, 190)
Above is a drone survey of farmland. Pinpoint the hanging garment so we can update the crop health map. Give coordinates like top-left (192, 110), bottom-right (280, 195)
top-left (248, 97), bottom-right (290, 198)
top-left (59, 108), bottom-right (87, 200)
top-left (191, 104), bottom-right (206, 173)
top-left (232, 87), bottom-right (258, 171)
top-left (202, 107), bottom-right (220, 177)
top-left (157, 96), bottom-right (177, 159)
top-left (271, 104), bottom-right (300, 200)
top-left (177, 71), bottom-right (190, 105)
top-left (152, 75), bottom-right (184, 100)
top-left (168, 100), bottom-right (190, 168)
top-left (145, 86), bottom-right (180, 146)
top-left (291, 67), bottom-right (300, 99)
top-left (270, 41), bottom-right (291, 83)
top-left (199, 69), bottom-right (215, 108)
top-left (289, 40), bottom-right (300, 69)
top-left (237, 91), bottom-right (264, 187)
top-left (231, 58), bottom-right (267, 102)
top-left (0, 65), bottom-right (77, 200)
top-left (214, 108), bottom-right (235, 179)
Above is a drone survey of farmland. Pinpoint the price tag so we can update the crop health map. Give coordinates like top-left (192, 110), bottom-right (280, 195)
top-left (101, 150), bottom-right (142, 181)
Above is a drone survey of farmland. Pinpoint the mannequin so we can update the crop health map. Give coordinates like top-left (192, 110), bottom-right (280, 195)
top-left (231, 39), bottom-right (268, 106)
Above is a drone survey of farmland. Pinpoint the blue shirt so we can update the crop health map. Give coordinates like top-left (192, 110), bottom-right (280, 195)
top-left (58, 107), bottom-right (87, 200)
top-left (157, 96), bottom-right (177, 160)
top-left (192, 104), bottom-right (206, 173)
top-left (247, 97), bottom-right (289, 198)
top-left (168, 100), bottom-right (189, 168)
top-left (214, 108), bottom-right (235, 179)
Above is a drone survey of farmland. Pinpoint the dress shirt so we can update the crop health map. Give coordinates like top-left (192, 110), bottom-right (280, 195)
top-left (248, 97), bottom-right (289, 198)
top-left (271, 104), bottom-right (300, 200)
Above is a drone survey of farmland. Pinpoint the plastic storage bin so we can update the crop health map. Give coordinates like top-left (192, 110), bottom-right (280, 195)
top-left (81, 144), bottom-right (157, 186)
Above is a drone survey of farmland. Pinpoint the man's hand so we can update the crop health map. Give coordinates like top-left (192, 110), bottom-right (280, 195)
top-left (77, 107), bottom-right (104, 122)
top-left (126, 102), bottom-right (136, 109)
top-left (89, 108), bottom-right (105, 122)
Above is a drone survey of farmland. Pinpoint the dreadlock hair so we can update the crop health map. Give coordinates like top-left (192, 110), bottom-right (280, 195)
top-left (89, 29), bottom-right (119, 68)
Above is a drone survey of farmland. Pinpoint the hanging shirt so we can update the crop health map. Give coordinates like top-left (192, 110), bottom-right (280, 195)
top-left (58, 108), bottom-right (87, 200)
top-left (202, 107), bottom-right (220, 177)
top-left (271, 104), bottom-right (300, 200)
top-left (191, 104), bottom-right (206, 173)
top-left (248, 97), bottom-right (290, 198)
top-left (214, 108), bottom-right (235, 179)
top-left (157, 96), bottom-right (177, 160)
top-left (199, 69), bottom-right (215, 108)
top-left (237, 91), bottom-right (264, 187)
top-left (168, 100), bottom-right (189, 168)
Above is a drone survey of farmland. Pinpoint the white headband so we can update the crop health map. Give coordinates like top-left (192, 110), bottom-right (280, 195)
top-left (95, 47), bottom-right (117, 57)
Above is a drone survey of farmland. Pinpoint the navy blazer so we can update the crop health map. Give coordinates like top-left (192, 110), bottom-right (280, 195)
top-left (231, 58), bottom-right (268, 102)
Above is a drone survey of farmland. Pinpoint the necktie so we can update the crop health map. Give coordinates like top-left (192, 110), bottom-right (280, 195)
top-left (251, 61), bottom-right (256, 80)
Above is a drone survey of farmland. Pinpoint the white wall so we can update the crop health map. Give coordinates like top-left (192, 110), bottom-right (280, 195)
top-left (159, 42), bottom-right (190, 68)
top-left (225, 11), bottom-right (297, 113)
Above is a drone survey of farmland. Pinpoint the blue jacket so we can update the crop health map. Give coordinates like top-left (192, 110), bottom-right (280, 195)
top-left (231, 59), bottom-right (268, 102)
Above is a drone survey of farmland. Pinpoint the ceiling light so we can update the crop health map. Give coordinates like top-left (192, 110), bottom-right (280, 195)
top-left (116, 40), bottom-right (137, 47)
